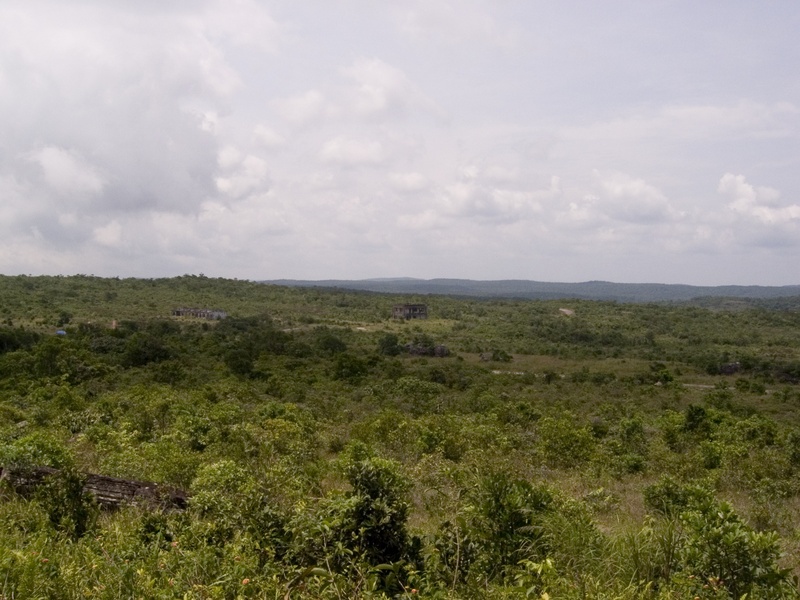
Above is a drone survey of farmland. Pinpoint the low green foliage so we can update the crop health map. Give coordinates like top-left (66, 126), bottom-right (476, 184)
top-left (0, 275), bottom-right (799, 598)
top-left (36, 466), bottom-right (97, 541)
top-left (680, 499), bottom-right (787, 598)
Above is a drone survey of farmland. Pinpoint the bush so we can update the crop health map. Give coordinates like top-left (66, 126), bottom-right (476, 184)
top-left (468, 470), bottom-right (555, 579)
top-left (224, 348), bottom-right (254, 377)
top-left (344, 455), bottom-right (412, 566)
top-left (377, 333), bottom-right (401, 356)
top-left (315, 329), bottom-right (347, 355)
top-left (189, 460), bottom-right (286, 550)
top-left (680, 499), bottom-right (788, 598)
top-left (643, 476), bottom-right (713, 517)
top-left (642, 478), bottom-right (789, 598)
top-left (35, 466), bottom-right (97, 541)
top-left (123, 333), bottom-right (171, 367)
top-left (0, 431), bottom-right (74, 469)
top-left (430, 517), bottom-right (478, 588)
top-left (538, 416), bottom-right (595, 468)
top-left (491, 349), bottom-right (512, 362)
top-left (332, 353), bottom-right (369, 383)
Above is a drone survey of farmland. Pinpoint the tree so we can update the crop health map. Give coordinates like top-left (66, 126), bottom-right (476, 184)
top-left (377, 333), bottom-right (401, 356)
top-left (224, 348), bottom-right (254, 377)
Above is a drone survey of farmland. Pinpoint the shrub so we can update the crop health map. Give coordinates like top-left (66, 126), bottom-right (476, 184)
top-left (224, 348), bottom-right (254, 377)
top-left (315, 329), bottom-right (347, 355)
top-left (343, 455), bottom-right (412, 566)
top-left (468, 470), bottom-right (555, 579)
top-left (604, 416), bottom-right (650, 474)
top-left (491, 349), bottom-right (512, 362)
top-left (332, 353), bottom-right (369, 383)
top-left (377, 333), bottom-right (401, 356)
top-left (123, 332), bottom-right (171, 367)
top-left (683, 404), bottom-right (711, 437)
top-left (699, 440), bottom-right (723, 470)
top-left (393, 376), bottom-right (443, 414)
top-left (35, 466), bottom-right (97, 541)
top-left (0, 431), bottom-right (73, 469)
top-left (787, 428), bottom-right (800, 466)
top-left (643, 476), bottom-right (713, 517)
top-left (189, 460), bottom-right (285, 550)
top-left (680, 499), bottom-right (788, 598)
top-left (538, 416), bottom-right (595, 468)
top-left (430, 517), bottom-right (478, 589)
top-left (642, 477), bottom-right (789, 597)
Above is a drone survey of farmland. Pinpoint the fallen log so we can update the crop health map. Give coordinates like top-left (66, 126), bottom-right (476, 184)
top-left (0, 465), bottom-right (189, 511)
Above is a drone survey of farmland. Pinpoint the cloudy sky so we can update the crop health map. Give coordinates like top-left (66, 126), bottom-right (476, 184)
top-left (1, 1), bottom-right (799, 285)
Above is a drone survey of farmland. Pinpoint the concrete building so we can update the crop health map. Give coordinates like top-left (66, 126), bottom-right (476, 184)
top-left (392, 304), bottom-right (428, 319)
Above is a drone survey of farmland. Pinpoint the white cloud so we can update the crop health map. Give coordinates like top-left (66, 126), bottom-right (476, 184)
top-left (397, 209), bottom-right (444, 231)
top-left (320, 136), bottom-right (384, 166)
top-left (217, 146), bottom-right (243, 170)
top-left (660, 102), bottom-right (798, 140)
top-left (274, 89), bottom-right (330, 124)
top-left (565, 195), bottom-right (600, 227)
top-left (93, 220), bottom-right (123, 247)
top-left (0, 2), bottom-right (798, 284)
top-left (0, 175), bottom-right (34, 227)
top-left (27, 146), bottom-right (105, 196)
top-left (253, 125), bottom-right (285, 149)
top-left (389, 172), bottom-right (429, 193)
top-left (395, 167), bottom-right (561, 231)
top-left (594, 171), bottom-right (676, 224)
top-left (195, 48), bottom-right (242, 97)
top-left (198, 110), bottom-right (220, 133)
top-left (58, 213), bottom-right (78, 228)
top-left (391, 0), bottom-right (517, 47)
top-left (458, 167), bottom-right (562, 222)
top-left (341, 57), bottom-right (437, 119)
top-left (0, 0), bottom-right (226, 219)
top-left (326, 194), bottom-right (378, 231)
top-left (483, 165), bottom-right (519, 184)
top-left (561, 101), bottom-right (799, 147)
top-left (215, 154), bottom-right (270, 199)
top-left (441, 182), bottom-right (542, 223)
top-left (197, 0), bottom-right (281, 53)
top-left (719, 173), bottom-right (800, 225)
top-left (195, 196), bottom-right (292, 254)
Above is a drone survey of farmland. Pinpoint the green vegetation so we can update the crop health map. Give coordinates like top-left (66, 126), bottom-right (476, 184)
top-left (1, 274), bottom-right (800, 598)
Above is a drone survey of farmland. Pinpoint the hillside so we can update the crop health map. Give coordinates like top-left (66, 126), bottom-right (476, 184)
top-left (1, 274), bottom-right (800, 599)
top-left (267, 277), bottom-right (800, 304)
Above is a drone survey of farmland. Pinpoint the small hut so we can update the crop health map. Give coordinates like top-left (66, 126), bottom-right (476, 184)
top-left (172, 307), bottom-right (228, 320)
top-left (393, 304), bottom-right (428, 320)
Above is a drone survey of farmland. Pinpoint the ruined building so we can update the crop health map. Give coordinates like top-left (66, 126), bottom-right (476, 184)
top-left (392, 304), bottom-right (428, 319)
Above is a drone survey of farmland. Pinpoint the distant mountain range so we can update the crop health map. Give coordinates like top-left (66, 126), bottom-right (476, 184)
top-left (265, 278), bottom-right (800, 304)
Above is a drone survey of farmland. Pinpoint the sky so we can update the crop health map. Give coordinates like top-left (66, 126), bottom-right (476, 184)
top-left (1, 1), bottom-right (799, 285)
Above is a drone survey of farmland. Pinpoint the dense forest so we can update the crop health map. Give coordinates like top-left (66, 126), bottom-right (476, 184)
top-left (2, 274), bottom-right (800, 599)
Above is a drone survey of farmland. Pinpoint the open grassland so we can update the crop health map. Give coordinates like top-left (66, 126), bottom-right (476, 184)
top-left (2, 275), bottom-right (800, 598)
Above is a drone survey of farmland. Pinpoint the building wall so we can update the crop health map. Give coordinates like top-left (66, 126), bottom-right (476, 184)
top-left (392, 304), bottom-right (428, 319)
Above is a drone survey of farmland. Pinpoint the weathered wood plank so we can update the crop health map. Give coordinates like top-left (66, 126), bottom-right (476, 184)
top-left (0, 466), bottom-right (188, 511)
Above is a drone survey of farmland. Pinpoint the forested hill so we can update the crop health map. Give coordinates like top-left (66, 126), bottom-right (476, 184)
top-left (267, 277), bottom-right (800, 303)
